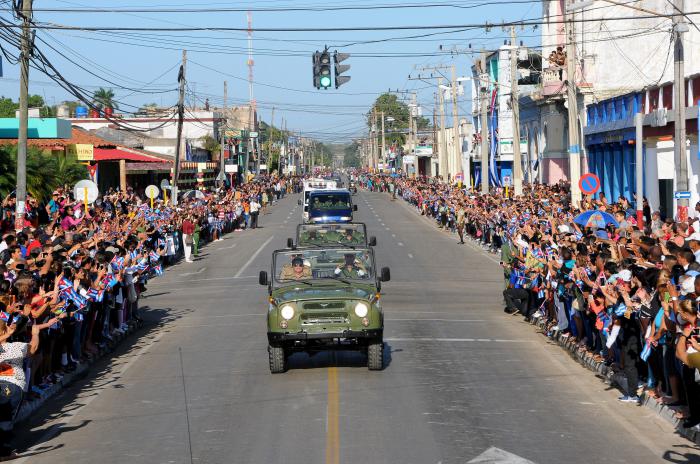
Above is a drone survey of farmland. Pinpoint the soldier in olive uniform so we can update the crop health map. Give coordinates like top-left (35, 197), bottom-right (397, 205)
top-left (280, 256), bottom-right (312, 280)
top-left (334, 253), bottom-right (368, 279)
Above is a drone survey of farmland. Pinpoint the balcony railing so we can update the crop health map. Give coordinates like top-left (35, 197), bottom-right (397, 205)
top-left (541, 67), bottom-right (567, 97)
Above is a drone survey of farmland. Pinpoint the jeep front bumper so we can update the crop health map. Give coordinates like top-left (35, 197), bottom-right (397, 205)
top-left (268, 328), bottom-right (382, 343)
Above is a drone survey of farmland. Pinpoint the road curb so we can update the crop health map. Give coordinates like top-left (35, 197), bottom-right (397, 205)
top-left (527, 316), bottom-right (700, 444)
top-left (14, 319), bottom-right (143, 426)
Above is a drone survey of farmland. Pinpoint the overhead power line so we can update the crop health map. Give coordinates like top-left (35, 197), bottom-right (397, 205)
top-left (17, 11), bottom-right (700, 32)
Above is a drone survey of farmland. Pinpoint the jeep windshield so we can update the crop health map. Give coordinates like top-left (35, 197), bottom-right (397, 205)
top-left (297, 223), bottom-right (366, 247)
top-left (273, 248), bottom-right (374, 285)
top-left (308, 192), bottom-right (351, 211)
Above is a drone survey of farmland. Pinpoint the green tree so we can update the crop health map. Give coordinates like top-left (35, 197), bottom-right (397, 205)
top-left (0, 95), bottom-right (58, 118)
top-left (0, 97), bottom-right (17, 118)
top-left (0, 145), bottom-right (87, 201)
top-left (199, 134), bottom-right (220, 155)
top-left (92, 88), bottom-right (118, 110)
top-left (367, 93), bottom-right (430, 146)
top-left (343, 142), bottom-right (361, 168)
top-left (54, 154), bottom-right (89, 188)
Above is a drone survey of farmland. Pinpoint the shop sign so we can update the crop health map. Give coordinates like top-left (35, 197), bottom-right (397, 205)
top-left (66, 143), bottom-right (94, 161)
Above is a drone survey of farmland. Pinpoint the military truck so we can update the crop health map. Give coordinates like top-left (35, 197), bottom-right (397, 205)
top-left (259, 247), bottom-right (390, 373)
top-left (287, 223), bottom-right (376, 249)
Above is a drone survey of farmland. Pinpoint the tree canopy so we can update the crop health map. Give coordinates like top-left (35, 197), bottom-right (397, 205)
top-left (0, 95), bottom-right (56, 118)
top-left (366, 93), bottom-right (430, 146)
top-left (0, 145), bottom-right (88, 201)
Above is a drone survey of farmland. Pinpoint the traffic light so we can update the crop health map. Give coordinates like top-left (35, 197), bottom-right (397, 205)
top-left (312, 51), bottom-right (321, 89)
top-left (334, 51), bottom-right (351, 89)
top-left (319, 49), bottom-right (332, 89)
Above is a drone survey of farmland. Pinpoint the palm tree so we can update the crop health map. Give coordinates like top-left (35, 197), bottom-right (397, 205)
top-left (92, 87), bottom-right (118, 110)
top-left (0, 146), bottom-right (87, 201)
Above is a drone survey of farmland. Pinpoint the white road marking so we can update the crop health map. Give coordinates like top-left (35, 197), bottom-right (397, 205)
top-left (398, 242), bottom-right (404, 247)
top-left (407, 253), bottom-right (414, 259)
top-left (468, 447), bottom-right (538, 464)
top-left (385, 227), bottom-right (390, 231)
top-left (179, 267), bottom-right (206, 277)
top-left (219, 243), bottom-right (238, 250)
top-left (386, 337), bottom-right (534, 343)
top-left (391, 234), bottom-right (396, 238)
top-left (385, 318), bottom-right (486, 322)
top-left (234, 235), bottom-right (274, 278)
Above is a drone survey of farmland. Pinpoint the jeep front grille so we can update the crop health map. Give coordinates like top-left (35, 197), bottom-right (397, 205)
top-left (300, 312), bottom-right (348, 325)
top-left (303, 302), bottom-right (346, 310)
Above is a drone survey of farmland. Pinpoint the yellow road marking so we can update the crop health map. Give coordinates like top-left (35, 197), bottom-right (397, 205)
top-left (326, 367), bottom-right (340, 464)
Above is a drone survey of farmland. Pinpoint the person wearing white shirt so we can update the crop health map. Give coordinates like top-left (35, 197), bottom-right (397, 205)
top-left (249, 199), bottom-right (261, 229)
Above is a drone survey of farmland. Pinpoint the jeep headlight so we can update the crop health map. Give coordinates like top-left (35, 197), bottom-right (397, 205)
top-left (354, 302), bottom-right (369, 318)
top-left (280, 304), bottom-right (295, 320)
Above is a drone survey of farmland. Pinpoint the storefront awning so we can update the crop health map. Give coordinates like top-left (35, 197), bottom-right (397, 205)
top-left (94, 147), bottom-right (168, 163)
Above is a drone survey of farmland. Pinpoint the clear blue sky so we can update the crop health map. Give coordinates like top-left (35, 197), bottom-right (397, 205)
top-left (0, 0), bottom-right (543, 143)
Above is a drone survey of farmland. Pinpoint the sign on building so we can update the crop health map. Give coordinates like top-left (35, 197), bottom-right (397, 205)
top-left (66, 144), bottom-right (94, 161)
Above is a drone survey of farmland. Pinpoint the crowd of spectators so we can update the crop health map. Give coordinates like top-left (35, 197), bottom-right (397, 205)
top-left (359, 172), bottom-right (700, 431)
top-left (0, 174), bottom-right (300, 457)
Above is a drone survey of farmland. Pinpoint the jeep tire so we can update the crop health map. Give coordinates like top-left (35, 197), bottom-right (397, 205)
top-left (268, 344), bottom-right (287, 374)
top-left (367, 339), bottom-right (384, 371)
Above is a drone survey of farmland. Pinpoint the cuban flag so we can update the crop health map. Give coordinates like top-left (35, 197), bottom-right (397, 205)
top-left (85, 287), bottom-right (103, 303)
top-left (0, 312), bottom-right (10, 323)
top-left (58, 277), bottom-right (88, 310)
top-left (111, 255), bottom-right (125, 272)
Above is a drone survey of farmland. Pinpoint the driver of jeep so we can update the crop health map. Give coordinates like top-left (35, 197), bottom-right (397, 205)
top-left (334, 253), bottom-right (367, 278)
top-left (280, 256), bottom-right (312, 280)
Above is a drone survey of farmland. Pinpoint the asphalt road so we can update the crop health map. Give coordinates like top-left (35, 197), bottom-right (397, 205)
top-left (13, 190), bottom-right (700, 464)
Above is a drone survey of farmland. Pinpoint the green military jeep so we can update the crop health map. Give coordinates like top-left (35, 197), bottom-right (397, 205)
top-left (287, 223), bottom-right (377, 249)
top-left (259, 247), bottom-right (390, 373)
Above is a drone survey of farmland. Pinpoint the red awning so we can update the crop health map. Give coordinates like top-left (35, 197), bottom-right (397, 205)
top-left (93, 147), bottom-right (167, 163)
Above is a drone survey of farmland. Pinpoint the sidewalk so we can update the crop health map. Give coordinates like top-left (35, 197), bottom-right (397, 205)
top-left (528, 315), bottom-right (700, 445)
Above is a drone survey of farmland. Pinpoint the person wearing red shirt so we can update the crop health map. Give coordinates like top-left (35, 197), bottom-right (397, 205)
top-left (181, 216), bottom-right (195, 263)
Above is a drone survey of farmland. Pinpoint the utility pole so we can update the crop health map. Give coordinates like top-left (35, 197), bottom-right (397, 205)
top-left (14, 0), bottom-right (32, 231)
top-left (371, 109), bottom-right (377, 170)
top-left (433, 92), bottom-right (438, 178)
top-left (510, 27), bottom-right (523, 196)
top-left (172, 50), bottom-right (187, 206)
top-left (410, 92), bottom-right (417, 176)
top-left (270, 106), bottom-right (275, 172)
top-left (673, 0), bottom-right (688, 218)
top-left (219, 80), bottom-right (227, 187)
top-left (381, 111), bottom-right (386, 169)
top-left (437, 76), bottom-right (448, 180)
top-left (565, 2), bottom-right (582, 207)
top-left (479, 51), bottom-right (489, 195)
top-left (450, 65), bottom-right (460, 182)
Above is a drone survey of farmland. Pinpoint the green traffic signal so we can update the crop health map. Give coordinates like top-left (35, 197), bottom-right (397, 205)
top-left (320, 75), bottom-right (332, 88)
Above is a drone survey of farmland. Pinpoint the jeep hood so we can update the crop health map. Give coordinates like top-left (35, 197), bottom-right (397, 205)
top-left (275, 285), bottom-right (374, 302)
